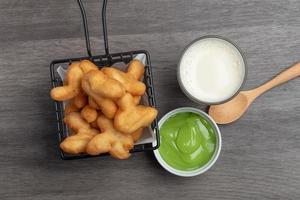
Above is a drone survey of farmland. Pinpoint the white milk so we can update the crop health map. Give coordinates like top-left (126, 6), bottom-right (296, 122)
top-left (179, 37), bottom-right (245, 103)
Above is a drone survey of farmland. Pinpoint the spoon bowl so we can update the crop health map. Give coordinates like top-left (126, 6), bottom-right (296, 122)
top-left (209, 92), bottom-right (251, 124)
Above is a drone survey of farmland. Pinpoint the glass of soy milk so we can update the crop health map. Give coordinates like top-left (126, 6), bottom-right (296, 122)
top-left (178, 36), bottom-right (247, 104)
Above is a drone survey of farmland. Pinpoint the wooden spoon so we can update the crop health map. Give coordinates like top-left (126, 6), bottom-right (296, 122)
top-left (209, 62), bottom-right (300, 124)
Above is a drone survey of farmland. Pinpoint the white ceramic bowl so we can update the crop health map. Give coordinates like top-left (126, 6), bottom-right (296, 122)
top-left (153, 107), bottom-right (222, 177)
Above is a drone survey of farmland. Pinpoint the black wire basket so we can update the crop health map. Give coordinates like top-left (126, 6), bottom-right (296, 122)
top-left (50, 0), bottom-right (159, 160)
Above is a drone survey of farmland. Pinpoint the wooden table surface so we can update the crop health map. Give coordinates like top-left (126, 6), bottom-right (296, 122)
top-left (0, 0), bottom-right (299, 199)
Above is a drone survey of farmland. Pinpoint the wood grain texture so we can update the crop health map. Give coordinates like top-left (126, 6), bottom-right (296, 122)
top-left (0, 0), bottom-right (299, 199)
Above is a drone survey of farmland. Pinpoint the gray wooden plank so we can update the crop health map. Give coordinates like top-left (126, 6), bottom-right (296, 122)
top-left (0, 0), bottom-right (299, 200)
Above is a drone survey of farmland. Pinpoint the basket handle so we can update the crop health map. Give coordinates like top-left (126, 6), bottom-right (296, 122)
top-left (77, 0), bottom-right (110, 58)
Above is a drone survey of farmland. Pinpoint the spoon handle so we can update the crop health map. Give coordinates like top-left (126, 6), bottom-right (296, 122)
top-left (252, 62), bottom-right (300, 97)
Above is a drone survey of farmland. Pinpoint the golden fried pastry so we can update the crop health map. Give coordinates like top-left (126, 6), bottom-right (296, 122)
top-left (89, 111), bottom-right (102, 129)
top-left (52, 59), bottom-right (155, 159)
top-left (51, 60), bottom-right (98, 102)
top-left (64, 112), bottom-right (90, 132)
top-left (61, 112), bottom-right (100, 154)
top-left (90, 119), bottom-right (98, 129)
top-left (133, 96), bottom-right (141, 105)
top-left (127, 59), bottom-right (145, 80)
top-left (64, 91), bottom-right (87, 115)
top-left (73, 91), bottom-right (87, 109)
top-left (86, 115), bottom-right (134, 159)
top-left (60, 128), bottom-right (99, 154)
top-left (51, 62), bottom-right (84, 101)
top-left (128, 60), bottom-right (145, 105)
top-left (81, 105), bottom-right (97, 123)
top-left (92, 96), bottom-right (117, 119)
top-left (131, 128), bottom-right (143, 142)
top-left (88, 96), bottom-right (100, 110)
top-left (82, 70), bottom-right (125, 99)
top-left (102, 66), bottom-right (146, 96)
top-left (79, 59), bottom-right (98, 73)
top-left (82, 75), bottom-right (118, 119)
top-left (114, 93), bottom-right (158, 134)
top-left (64, 101), bottom-right (80, 115)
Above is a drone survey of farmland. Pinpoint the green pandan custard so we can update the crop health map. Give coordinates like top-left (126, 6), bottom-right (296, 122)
top-left (159, 112), bottom-right (217, 171)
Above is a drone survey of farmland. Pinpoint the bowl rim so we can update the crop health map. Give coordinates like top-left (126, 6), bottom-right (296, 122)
top-left (153, 107), bottom-right (222, 177)
top-left (177, 35), bottom-right (248, 105)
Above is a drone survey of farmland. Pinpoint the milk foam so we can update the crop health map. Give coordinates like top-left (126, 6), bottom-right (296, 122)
top-left (179, 38), bottom-right (245, 103)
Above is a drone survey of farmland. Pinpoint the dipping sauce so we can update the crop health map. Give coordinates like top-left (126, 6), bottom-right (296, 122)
top-left (179, 37), bottom-right (246, 103)
top-left (159, 112), bottom-right (217, 171)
